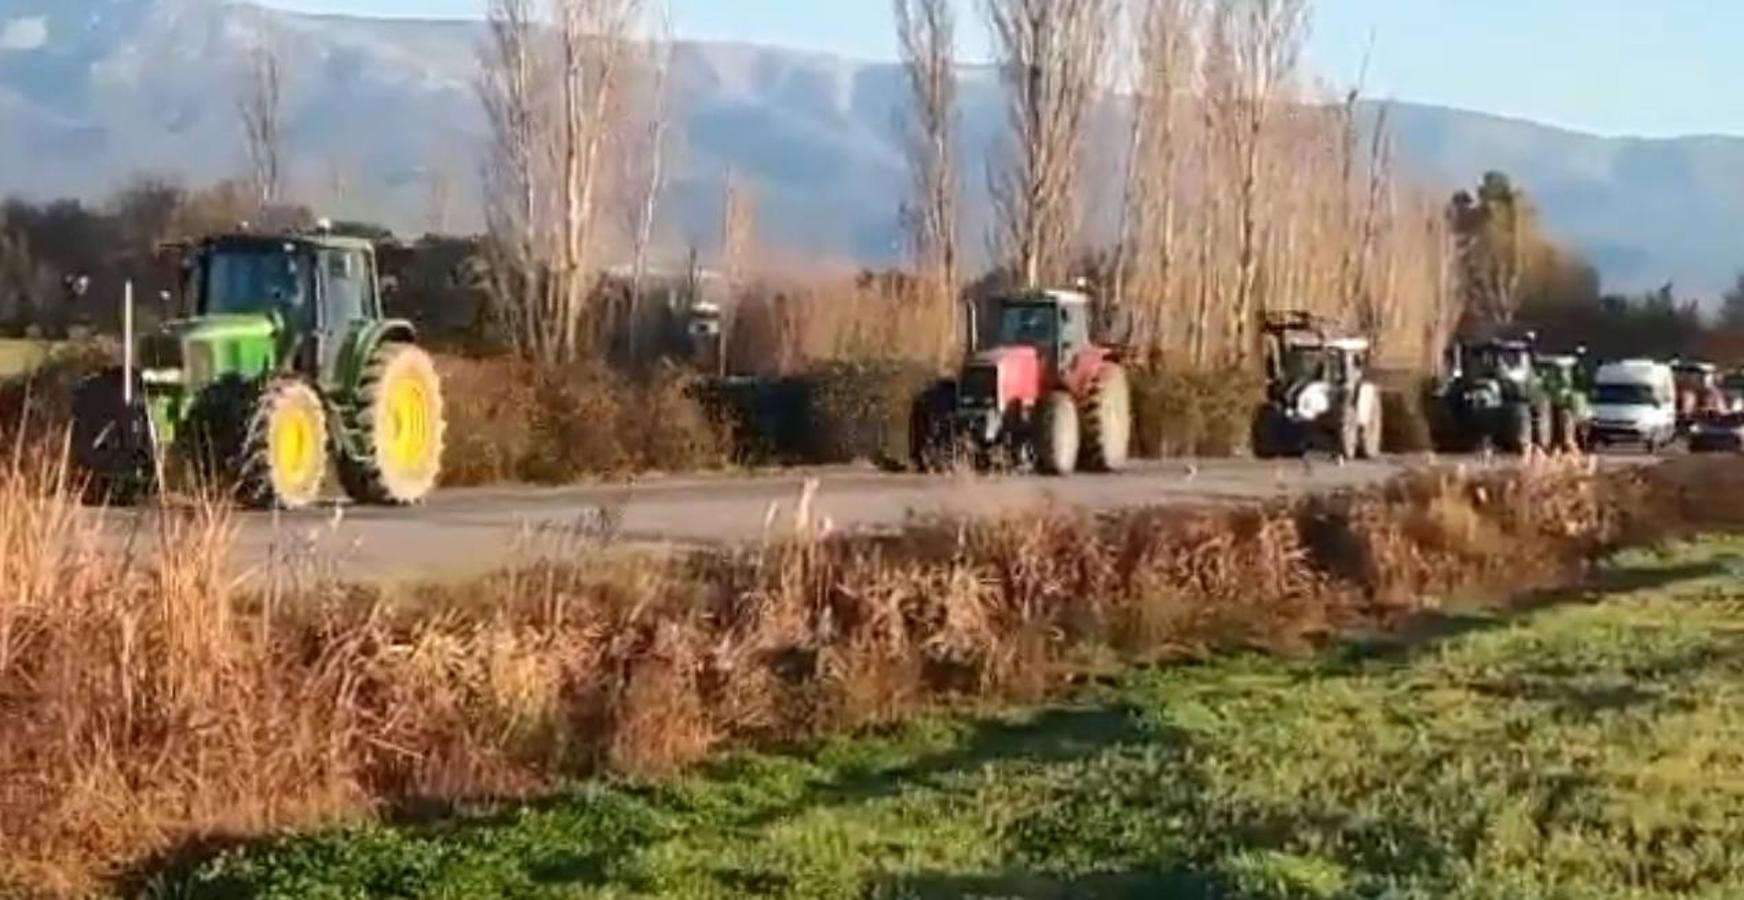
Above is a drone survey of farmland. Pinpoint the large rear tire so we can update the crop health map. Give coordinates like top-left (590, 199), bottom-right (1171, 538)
top-left (338, 343), bottom-right (446, 505)
top-left (237, 378), bottom-right (329, 510)
top-left (1081, 364), bottom-right (1132, 473)
top-left (1035, 391), bottom-right (1080, 476)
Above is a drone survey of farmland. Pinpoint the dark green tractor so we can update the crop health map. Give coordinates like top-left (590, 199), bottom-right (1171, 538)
top-left (71, 230), bottom-right (447, 509)
top-left (1436, 338), bottom-right (1551, 454)
top-left (1535, 352), bottom-right (1592, 452)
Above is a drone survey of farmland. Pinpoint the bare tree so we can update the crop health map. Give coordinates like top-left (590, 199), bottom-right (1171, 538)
top-left (894, 0), bottom-right (961, 360)
top-left (238, 20), bottom-right (286, 212)
top-left (1220, 0), bottom-right (1307, 358)
top-left (627, 8), bottom-right (675, 362)
top-left (479, 0), bottom-right (545, 359)
top-left (717, 168), bottom-right (757, 376)
top-left (1118, 0), bottom-right (1202, 353)
top-left (478, 0), bottom-right (645, 366)
top-left (984, 0), bottom-right (1115, 288)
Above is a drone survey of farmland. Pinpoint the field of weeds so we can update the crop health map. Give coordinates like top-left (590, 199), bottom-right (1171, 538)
top-left (169, 537), bottom-right (1744, 898)
top-left (3, 451), bottom-right (1744, 895)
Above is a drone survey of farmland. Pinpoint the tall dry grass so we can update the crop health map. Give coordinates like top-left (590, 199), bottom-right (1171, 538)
top-left (1, 450), bottom-right (1737, 894)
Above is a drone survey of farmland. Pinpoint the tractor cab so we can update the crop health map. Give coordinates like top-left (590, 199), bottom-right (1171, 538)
top-left (1259, 311), bottom-right (1370, 399)
top-left (979, 290), bottom-right (1094, 372)
top-left (1458, 339), bottom-right (1534, 385)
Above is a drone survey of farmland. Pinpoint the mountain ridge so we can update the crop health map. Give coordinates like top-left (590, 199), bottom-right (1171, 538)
top-left (1, 0), bottom-right (1740, 299)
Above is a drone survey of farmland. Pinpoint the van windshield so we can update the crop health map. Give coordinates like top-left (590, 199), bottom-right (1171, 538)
top-left (1593, 384), bottom-right (1658, 406)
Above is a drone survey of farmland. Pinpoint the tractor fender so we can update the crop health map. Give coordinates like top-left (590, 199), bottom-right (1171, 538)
top-left (329, 318), bottom-right (419, 458)
top-left (336, 319), bottom-right (418, 397)
top-left (1062, 346), bottom-right (1119, 398)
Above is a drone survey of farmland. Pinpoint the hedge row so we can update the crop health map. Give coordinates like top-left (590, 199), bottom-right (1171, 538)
top-left (4, 349), bottom-right (1446, 484)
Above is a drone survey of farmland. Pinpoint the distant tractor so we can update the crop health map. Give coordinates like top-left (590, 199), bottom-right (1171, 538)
top-left (70, 229), bottom-right (447, 509)
top-left (910, 289), bottom-right (1132, 476)
top-left (1534, 353), bottom-right (1592, 452)
top-left (1672, 360), bottom-right (1731, 435)
top-left (1249, 311), bottom-right (1383, 460)
top-left (1437, 337), bottom-right (1551, 454)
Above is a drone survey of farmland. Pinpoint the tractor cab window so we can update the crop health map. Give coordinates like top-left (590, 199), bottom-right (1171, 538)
top-left (320, 249), bottom-right (372, 327)
top-left (1282, 346), bottom-right (1328, 384)
top-left (999, 303), bottom-right (1058, 348)
top-left (202, 245), bottom-right (313, 325)
top-left (1471, 346), bottom-right (1530, 380)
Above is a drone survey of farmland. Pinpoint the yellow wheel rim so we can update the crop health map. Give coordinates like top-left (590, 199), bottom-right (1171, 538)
top-left (270, 400), bottom-right (323, 493)
top-left (383, 371), bottom-right (435, 474)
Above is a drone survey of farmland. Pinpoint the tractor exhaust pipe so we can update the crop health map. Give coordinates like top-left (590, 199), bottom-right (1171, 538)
top-left (122, 280), bottom-right (135, 406)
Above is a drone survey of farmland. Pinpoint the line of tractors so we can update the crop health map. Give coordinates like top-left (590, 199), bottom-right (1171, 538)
top-left (903, 285), bottom-right (1744, 478)
top-left (66, 227), bottom-right (1743, 512)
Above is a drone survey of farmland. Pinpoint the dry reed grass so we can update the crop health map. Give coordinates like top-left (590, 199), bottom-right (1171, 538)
top-left (0, 449), bottom-right (1726, 895)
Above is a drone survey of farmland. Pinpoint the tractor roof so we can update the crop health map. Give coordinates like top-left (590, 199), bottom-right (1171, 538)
top-left (1002, 289), bottom-right (1091, 306)
top-left (1287, 335), bottom-right (1368, 351)
top-left (201, 232), bottom-right (377, 253)
top-left (1467, 338), bottom-right (1531, 351)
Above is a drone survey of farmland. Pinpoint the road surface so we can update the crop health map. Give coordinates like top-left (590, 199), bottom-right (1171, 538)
top-left (94, 455), bottom-right (1549, 584)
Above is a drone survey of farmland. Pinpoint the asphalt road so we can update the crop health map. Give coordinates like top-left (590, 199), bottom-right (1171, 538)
top-left (94, 454), bottom-right (1561, 585)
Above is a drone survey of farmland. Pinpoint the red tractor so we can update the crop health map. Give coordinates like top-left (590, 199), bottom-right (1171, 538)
top-left (910, 289), bottom-right (1132, 475)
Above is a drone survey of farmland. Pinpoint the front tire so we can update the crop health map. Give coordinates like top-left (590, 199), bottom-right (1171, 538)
top-left (1035, 391), bottom-right (1080, 476)
top-left (238, 378), bottom-right (329, 510)
top-left (338, 343), bottom-right (446, 505)
top-left (1502, 404), bottom-right (1533, 455)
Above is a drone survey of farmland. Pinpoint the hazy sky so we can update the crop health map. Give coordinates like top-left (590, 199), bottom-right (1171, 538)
top-left (261, 0), bottom-right (1742, 138)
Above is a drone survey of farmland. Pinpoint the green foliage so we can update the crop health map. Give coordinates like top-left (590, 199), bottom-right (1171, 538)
top-left (165, 537), bottom-right (1744, 898)
top-left (1131, 367), bottom-right (1263, 458)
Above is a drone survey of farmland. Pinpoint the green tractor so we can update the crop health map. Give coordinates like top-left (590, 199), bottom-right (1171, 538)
top-left (70, 229), bottom-right (447, 509)
top-left (1436, 337), bottom-right (1551, 454)
top-left (1534, 352), bottom-right (1592, 452)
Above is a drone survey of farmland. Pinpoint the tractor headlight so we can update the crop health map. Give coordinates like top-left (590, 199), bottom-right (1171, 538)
top-left (1465, 382), bottom-right (1502, 409)
top-left (1294, 383), bottom-right (1332, 421)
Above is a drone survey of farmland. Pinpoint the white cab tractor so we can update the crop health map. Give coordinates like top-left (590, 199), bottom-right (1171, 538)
top-left (1589, 360), bottom-right (1678, 452)
top-left (1251, 311), bottom-right (1383, 460)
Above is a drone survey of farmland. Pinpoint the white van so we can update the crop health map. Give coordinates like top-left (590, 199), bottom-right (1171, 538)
top-left (1590, 360), bottom-right (1677, 451)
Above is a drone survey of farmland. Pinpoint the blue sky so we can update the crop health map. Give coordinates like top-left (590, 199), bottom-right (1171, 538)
top-left (262, 0), bottom-right (1741, 138)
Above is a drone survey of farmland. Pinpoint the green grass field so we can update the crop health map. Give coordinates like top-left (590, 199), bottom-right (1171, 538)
top-left (159, 538), bottom-right (1744, 900)
top-left (0, 338), bottom-right (55, 378)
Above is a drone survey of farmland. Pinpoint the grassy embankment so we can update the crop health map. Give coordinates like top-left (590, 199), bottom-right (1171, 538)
top-left (168, 537), bottom-right (1744, 899)
top-left (3, 449), bottom-right (1741, 896)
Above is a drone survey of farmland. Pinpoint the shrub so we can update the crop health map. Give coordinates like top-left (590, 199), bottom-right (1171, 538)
top-left (799, 359), bottom-right (937, 467)
top-left (1377, 373), bottom-right (1439, 454)
top-left (2, 449), bottom-right (1735, 892)
top-left (1131, 367), bottom-right (1263, 458)
top-left (440, 356), bottom-right (727, 486)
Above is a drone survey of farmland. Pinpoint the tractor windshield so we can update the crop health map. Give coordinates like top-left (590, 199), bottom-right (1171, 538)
top-left (1469, 346), bottom-right (1531, 381)
top-left (202, 245), bottom-right (313, 321)
top-left (1281, 345), bottom-right (1330, 384)
top-left (998, 303), bottom-right (1058, 348)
